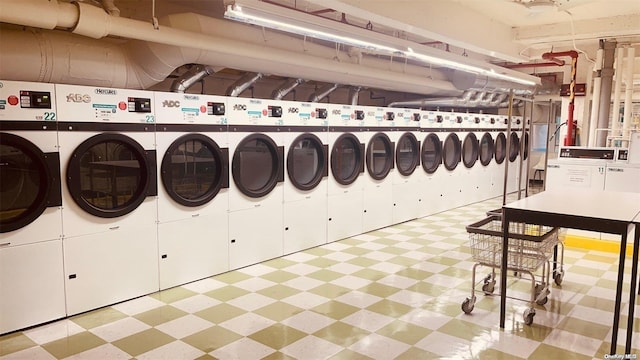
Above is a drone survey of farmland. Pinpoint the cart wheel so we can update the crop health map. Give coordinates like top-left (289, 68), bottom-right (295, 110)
top-left (482, 282), bottom-right (495, 295)
top-left (523, 309), bottom-right (535, 325)
top-left (462, 297), bottom-right (475, 314)
top-left (534, 284), bottom-right (543, 298)
top-left (536, 296), bottom-right (548, 306)
top-left (554, 271), bottom-right (564, 286)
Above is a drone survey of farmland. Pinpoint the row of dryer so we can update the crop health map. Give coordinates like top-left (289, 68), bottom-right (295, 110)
top-left (0, 80), bottom-right (528, 334)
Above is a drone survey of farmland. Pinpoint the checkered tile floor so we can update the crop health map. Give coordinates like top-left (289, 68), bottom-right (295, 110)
top-left (2, 195), bottom-right (639, 359)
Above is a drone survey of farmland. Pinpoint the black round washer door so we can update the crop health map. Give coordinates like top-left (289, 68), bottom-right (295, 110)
top-left (521, 132), bottom-right (530, 160)
top-left (421, 133), bottom-right (441, 174)
top-left (366, 132), bottom-right (394, 180)
top-left (495, 133), bottom-right (506, 164)
top-left (331, 133), bottom-right (363, 185)
top-left (161, 133), bottom-right (228, 207)
top-left (443, 133), bottom-right (461, 171)
top-left (509, 131), bottom-right (520, 162)
top-left (479, 133), bottom-right (495, 166)
top-left (233, 133), bottom-right (283, 198)
top-left (396, 132), bottom-right (419, 176)
top-left (462, 133), bottom-right (478, 168)
top-left (287, 133), bottom-right (326, 191)
top-left (0, 133), bottom-right (60, 233)
top-left (67, 133), bottom-right (153, 218)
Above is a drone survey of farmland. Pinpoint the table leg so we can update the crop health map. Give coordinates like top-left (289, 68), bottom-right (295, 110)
top-left (500, 211), bottom-right (509, 328)
top-left (612, 231), bottom-right (628, 354)
top-left (626, 225), bottom-right (639, 353)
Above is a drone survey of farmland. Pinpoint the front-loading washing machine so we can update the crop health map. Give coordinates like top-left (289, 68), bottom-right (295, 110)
top-left (389, 108), bottom-right (421, 224)
top-left (227, 97), bottom-right (285, 269)
top-left (491, 116), bottom-right (509, 198)
top-left (460, 113), bottom-right (481, 205)
top-left (282, 100), bottom-right (329, 254)
top-left (418, 110), bottom-right (447, 217)
top-left (605, 146), bottom-right (640, 193)
top-left (154, 91), bottom-right (229, 290)
top-left (441, 112), bottom-right (465, 209)
top-left (506, 116), bottom-right (522, 193)
top-left (0, 80), bottom-right (65, 334)
top-left (327, 103), bottom-right (366, 242)
top-left (475, 114), bottom-right (496, 202)
top-left (362, 106), bottom-right (395, 232)
top-left (56, 84), bottom-right (158, 315)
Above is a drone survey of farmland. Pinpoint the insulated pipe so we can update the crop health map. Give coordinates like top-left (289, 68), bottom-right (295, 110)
top-left (0, 3), bottom-right (460, 95)
top-left (271, 78), bottom-right (304, 100)
top-left (622, 46), bottom-right (636, 146)
top-left (226, 72), bottom-right (263, 97)
top-left (504, 61), bottom-right (565, 69)
top-left (170, 65), bottom-right (217, 93)
top-left (349, 86), bottom-right (362, 105)
top-left (542, 50), bottom-right (579, 146)
top-left (611, 47), bottom-right (626, 141)
top-left (596, 40), bottom-right (617, 147)
top-left (588, 46), bottom-right (604, 147)
top-left (308, 83), bottom-right (340, 102)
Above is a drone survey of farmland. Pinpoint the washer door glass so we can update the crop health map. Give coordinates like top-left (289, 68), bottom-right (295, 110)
top-left (331, 133), bottom-right (363, 185)
top-left (366, 132), bottom-right (394, 180)
top-left (421, 133), bottom-right (441, 174)
top-left (233, 134), bottom-right (282, 198)
top-left (521, 132), bottom-right (530, 160)
top-left (288, 133), bottom-right (326, 191)
top-left (0, 133), bottom-right (59, 233)
top-left (396, 132), bottom-right (419, 176)
top-left (509, 131), bottom-right (520, 162)
top-left (462, 133), bottom-right (478, 168)
top-left (495, 133), bottom-right (506, 164)
top-left (443, 133), bottom-right (461, 171)
top-left (67, 133), bottom-right (152, 218)
top-left (479, 133), bottom-right (495, 166)
top-left (162, 134), bottom-right (227, 207)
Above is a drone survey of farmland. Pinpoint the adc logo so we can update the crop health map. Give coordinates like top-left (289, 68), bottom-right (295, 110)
top-left (331, 109), bottom-right (341, 115)
top-left (288, 107), bottom-right (299, 114)
top-left (67, 93), bottom-right (91, 103)
top-left (162, 100), bottom-right (181, 108)
top-left (233, 104), bottom-right (247, 111)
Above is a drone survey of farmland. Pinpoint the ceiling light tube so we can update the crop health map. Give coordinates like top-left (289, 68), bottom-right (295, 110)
top-left (224, 0), bottom-right (540, 88)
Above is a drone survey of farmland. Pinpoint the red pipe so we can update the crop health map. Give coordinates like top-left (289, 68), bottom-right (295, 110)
top-left (542, 50), bottom-right (579, 146)
top-left (505, 61), bottom-right (565, 69)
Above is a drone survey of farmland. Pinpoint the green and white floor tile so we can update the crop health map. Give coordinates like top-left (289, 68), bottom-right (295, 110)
top-left (2, 195), bottom-right (639, 359)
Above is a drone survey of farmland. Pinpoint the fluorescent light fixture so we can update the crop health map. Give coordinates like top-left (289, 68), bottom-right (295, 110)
top-left (224, 0), bottom-right (539, 88)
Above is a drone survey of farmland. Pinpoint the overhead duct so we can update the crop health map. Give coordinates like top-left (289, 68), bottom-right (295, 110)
top-left (309, 83), bottom-right (340, 103)
top-left (388, 90), bottom-right (519, 109)
top-left (170, 65), bottom-right (217, 93)
top-left (451, 70), bottom-right (536, 95)
top-left (226, 72), bottom-right (263, 97)
top-left (0, 1), bottom-right (461, 96)
top-left (272, 78), bottom-right (304, 100)
top-left (349, 86), bottom-right (362, 105)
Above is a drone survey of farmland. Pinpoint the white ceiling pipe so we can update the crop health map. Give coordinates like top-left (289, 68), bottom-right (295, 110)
top-left (588, 47), bottom-right (604, 147)
top-left (622, 47), bottom-right (636, 144)
top-left (611, 47), bottom-right (625, 138)
top-left (0, 2), bottom-right (460, 95)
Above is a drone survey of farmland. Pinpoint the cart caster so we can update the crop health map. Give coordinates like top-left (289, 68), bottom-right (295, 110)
top-left (523, 308), bottom-right (535, 325)
top-left (482, 282), bottom-right (495, 295)
top-left (462, 297), bottom-right (475, 314)
top-left (554, 270), bottom-right (564, 286)
top-left (536, 296), bottom-right (548, 306)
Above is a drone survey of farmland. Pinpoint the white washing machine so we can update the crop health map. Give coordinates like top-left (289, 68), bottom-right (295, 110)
top-left (476, 114), bottom-right (496, 202)
top-left (460, 113), bottom-right (481, 205)
top-left (56, 84), bottom-right (158, 315)
top-left (154, 92), bottom-right (229, 290)
top-left (227, 97), bottom-right (285, 270)
top-left (327, 103), bottom-right (366, 242)
top-left (605, 149), bottom-right (640, 193)
top-left (491, 116), bottom-right (509, 198)
top-left (390, 108), bottom-right (422, 224)
top-left (0, 80), bottom-right (65, 334)
top-left (362, 106), bottom-right (395, 233)
top-left (441, 112), bottom-right (465, 209)
top-left (546, 147), bottom-right (613, 191)
top-left (418, 110), bottom-right (448, 217)
top-left (282, 100), bottom-right (329, 254)
top-left (506, 116), bottom-right (522, 193)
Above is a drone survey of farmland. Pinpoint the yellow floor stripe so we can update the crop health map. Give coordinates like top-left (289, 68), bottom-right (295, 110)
top-left (563, 235), bottom-right (633, 255)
